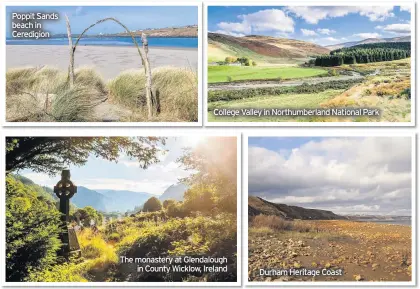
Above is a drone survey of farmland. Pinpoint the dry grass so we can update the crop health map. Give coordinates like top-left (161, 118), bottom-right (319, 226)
top-left (251, 215), bottom-right (318, 233)
top-left (77, 228), bottom-right (118, 273)
top-left (6, 66), bottom-right (106, 122)
top-left (7, 65), bottom-right (198, 122)
top-left (107, 66), bottom-right (198, 122)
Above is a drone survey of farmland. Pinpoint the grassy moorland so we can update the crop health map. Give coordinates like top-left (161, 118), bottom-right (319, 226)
top-left (249, 216), bottom-right (412, 282)
top-left (208, 66), bottom-right (327, 84)
top-left (208, 58), bottom-right (411, 122)
top-left (6, 66), bottom-right (198, 122)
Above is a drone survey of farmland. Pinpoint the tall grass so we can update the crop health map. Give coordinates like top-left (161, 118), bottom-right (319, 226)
top-left (78, 228), bottom-right (118, 273)
top-left (7, 65), bottom-right (198, 122)
top-left (107, 67), bottom-right (198, 122)
top-left (250, 215), bottom-right (317, 233)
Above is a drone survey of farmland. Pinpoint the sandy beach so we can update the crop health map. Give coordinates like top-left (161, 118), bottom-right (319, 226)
top-left (6, 45), bottom-right (198, 80)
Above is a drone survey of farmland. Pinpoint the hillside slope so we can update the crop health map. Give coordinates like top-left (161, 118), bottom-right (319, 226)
top-left (249, 196), bottom-right (345, 220)
top-left (326, 36), bottom-right (411, 50)
top-left (159, 183), bottom-right (188, 201)
top-left (111, 25), bottom-right (198, 37)
top-left (208, 33), bottom-right (329, 62)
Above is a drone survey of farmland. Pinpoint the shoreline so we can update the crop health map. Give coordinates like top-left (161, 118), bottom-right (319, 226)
top-left (6, 43), bottom-right (198, 51)
top-left (6, 45), bottom-right (198, 80)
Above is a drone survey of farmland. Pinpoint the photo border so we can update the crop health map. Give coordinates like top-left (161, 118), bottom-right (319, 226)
top-left (244, 131), bottom-right (417, 286)
top-left (1, 1), bottom-right (203, 127)
top-left (0, 128), bottom-right (242, 287)
top-left (204, 1), bottom-right (416, 127)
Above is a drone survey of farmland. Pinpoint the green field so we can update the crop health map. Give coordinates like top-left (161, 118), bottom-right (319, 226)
top-left (208, 89), bottom-right (344, 122)
top-left (208, 66), bottom-right (327, 83)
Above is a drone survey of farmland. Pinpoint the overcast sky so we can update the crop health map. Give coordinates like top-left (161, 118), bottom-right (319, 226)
top-left (20, 137), bottom-right (206, 195)
top-left (248, 137), bottom-right (412, 216)
top-left (208, 6), bottom-right (411, 46)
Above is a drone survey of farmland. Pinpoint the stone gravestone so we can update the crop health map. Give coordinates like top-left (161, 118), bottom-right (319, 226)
top-left (54, 169), bottom-right (81, 258)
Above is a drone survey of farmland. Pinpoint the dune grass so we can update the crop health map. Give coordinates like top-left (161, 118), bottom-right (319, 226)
top-left (108, 66), bottom-right (198, 122)
top-left (6, 65), bottom-right (198, 122)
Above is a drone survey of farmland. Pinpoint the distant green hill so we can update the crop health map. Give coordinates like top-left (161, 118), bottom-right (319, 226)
top-left (13, 175), bottom-right (57, 203)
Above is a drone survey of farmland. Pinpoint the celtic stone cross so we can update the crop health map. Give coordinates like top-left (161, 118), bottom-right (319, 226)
top-left (54, 169), bottom-right (80, 257)
top-left (54, 169), bottom-right (77, 223)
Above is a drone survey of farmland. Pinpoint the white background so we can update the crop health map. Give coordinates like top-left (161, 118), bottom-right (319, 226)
top-left (1, 0), bottom-right (418, 288)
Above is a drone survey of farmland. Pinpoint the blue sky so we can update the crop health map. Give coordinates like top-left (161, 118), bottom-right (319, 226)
top-left (208, 6), bottom-right (411, 46)
top-left (248, 137), bottom-right (412, 215)
top-left (6, 6), bottom-right (198, 36)
top-left (20, 137), bottom-right (206, 195)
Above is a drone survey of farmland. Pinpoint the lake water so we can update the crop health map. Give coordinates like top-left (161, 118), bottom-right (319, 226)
top-left (6, 36), bottom-right (198, 48)
top-left (356, 219), bottom-right (411, 226)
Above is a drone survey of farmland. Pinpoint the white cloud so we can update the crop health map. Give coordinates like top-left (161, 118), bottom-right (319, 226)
top-left (22, 172), bottom-right (56, 187)
top-left (323, 37), bottom-right (339, 42)
top-left (217, 21), bottom-right (251, 34)
top-left (353, 32), bottom-right (381, 39)
top-left (382, 23), bottom-right (411, 34)
top-left (249, 137), bottom-right (412, 216)
top-left (286, 6), bottom-right (394, 24)
top-left (76, 178), bottom-right (171, 195)
top-left (301, 28), bottom-right (317, 36)
top-left (212, 30), bottom-right (245, 37)
top-left (216, 9), bottom-right (294, 36)
top-left (317, 28), bottom-right (336, 35)
top-left (400, 6), bottom-right (411, 13)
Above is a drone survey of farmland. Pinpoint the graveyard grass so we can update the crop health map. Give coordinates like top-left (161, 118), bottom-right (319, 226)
top-left (5, 137), bottom-right (237, 282)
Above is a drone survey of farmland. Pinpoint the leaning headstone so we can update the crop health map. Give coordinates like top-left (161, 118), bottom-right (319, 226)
top-left (54, 169), bottom-right (81, 258)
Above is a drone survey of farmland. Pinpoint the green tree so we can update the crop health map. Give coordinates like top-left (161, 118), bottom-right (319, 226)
top-left (225, 56), bottom-right (236, 63)
top-left (6, 175), bottom-right (62, 281)
top-left (163, 199), bottom-right (177, 209)
top-left (72, 206), bottom-right (103, 227)
top-left (178, 137), bottom-right (237, 214)
top-left (6, 137), bottom-right (165, 175)
top-left (143, 197), bottom-right (163, 212)
top-left (252, 61), bottom-right (257, 66)
top-left (166, 202), bottom-right (186, 218)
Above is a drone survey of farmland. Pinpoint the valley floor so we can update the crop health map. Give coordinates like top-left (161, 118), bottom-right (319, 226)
top-left (249, 220), bottom-right (412, 282)
top-left (208, 58), bottom-right (411, 123)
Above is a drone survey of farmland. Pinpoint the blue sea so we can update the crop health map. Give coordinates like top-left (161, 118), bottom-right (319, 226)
top-left (6, 36), bottom-right (198, 48)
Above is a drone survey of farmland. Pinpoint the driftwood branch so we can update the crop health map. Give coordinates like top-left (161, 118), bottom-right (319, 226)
top-left (68, 17), bottom-right (157, 119)
top-left (141, 33), bottom-right (157, 118)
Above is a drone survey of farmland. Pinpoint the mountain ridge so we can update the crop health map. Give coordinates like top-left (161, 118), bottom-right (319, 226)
top-left (248, 196), bottom-right (345, 220)
top-left (325, 35), bottom-right (411, 50)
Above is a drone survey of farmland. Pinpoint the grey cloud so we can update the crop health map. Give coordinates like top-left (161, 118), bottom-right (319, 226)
top-left (249, 137), bottom-right (412, 216)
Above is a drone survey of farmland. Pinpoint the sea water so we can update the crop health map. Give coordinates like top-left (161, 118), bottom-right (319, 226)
top-left (6, 36), bottom-right (198, 48)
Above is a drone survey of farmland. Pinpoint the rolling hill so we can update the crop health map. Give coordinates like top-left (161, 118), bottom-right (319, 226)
top-left (208, 32), bottom-right (329, 63)
top-left (73, 186), bottom-right (108, 212)
top-left (326, 35), bottom-right (411, 50)
top-left (96, 189), bottom-right (155, 212)
top-left (248, 196), bottom-right (345, 220)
